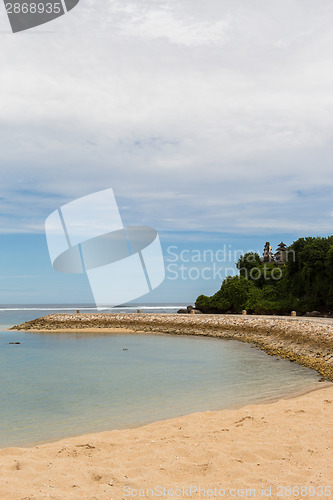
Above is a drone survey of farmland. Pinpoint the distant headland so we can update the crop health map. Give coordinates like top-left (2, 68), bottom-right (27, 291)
top-left (196, 235), bottom-right (333, 317)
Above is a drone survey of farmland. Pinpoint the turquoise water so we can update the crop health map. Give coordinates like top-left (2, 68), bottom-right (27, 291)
top-left (0, 328), bottom-right (322, 448)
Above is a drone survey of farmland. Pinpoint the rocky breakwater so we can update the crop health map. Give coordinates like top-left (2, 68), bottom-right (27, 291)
top-left (12, 313), bottom-right (333, 381)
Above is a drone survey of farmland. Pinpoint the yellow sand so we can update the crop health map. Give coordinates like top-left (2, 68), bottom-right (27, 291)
top-left (0, 385), bottom-right (332, 500)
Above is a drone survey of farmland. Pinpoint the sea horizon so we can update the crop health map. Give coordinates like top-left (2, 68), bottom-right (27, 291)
top-left (0, 303), bottom-right (189, 329)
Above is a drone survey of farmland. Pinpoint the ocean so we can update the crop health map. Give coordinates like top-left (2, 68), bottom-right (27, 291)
top-left (0, 304), bottom-right (323, 448)
top-left (0, 303), bottom-right (186, 329)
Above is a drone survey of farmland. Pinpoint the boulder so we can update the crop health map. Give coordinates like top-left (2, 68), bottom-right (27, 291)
top-left (177, 306), bottom-right (203, 314)
top-left (305, 311), bottom-right (322, 317)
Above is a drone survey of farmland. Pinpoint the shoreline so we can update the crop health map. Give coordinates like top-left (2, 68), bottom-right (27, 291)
top-left (1, 385), bottom-right (332, 498)
top-left (2, 313), bottom-right (332, 497)
top-left (12, 312), bottom-right (333, 381)
top-left (3, 380), bottom-right (331, 450)
top-left (3, 321), bottom-right (331, 454)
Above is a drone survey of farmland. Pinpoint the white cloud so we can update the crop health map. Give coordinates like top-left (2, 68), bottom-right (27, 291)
top-left (0, 0), bottom-right (333, 235)
top-left (117, 5), bottom-right (231, 47)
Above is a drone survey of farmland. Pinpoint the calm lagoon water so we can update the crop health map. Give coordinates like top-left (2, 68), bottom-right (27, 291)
top-left (0, 325), bottom-right (322, 448)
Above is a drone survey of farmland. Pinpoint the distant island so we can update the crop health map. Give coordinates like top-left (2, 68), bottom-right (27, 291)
top-left (196, 235), bottom-right (333, 316)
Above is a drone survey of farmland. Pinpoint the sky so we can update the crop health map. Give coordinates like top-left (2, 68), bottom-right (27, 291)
top-left (1, 0), bottom-right (333, 304)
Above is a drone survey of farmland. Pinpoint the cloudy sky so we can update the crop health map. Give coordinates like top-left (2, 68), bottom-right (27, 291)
top-left (1, 0), bottom-right (333, 303)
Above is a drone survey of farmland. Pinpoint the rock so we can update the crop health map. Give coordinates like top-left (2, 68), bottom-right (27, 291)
top-left (305, 311), bottom-right (322, 317)
top-left (177, 306), bottom-right (202, 314)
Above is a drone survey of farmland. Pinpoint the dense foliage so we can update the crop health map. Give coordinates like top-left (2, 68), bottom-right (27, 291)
top-left (195, 236), bottom-right (333, 315)
top-left (287, 236), bottom-right (333, 312)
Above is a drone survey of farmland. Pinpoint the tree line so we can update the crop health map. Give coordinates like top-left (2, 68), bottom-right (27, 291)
top-left (195, 235), bottom-right (333, 315)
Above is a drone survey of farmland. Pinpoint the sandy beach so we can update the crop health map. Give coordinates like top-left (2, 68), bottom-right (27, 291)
top-left (4, 313), bottom-right (332, 499)
top-left (0, 384), bottom-right (331, 499)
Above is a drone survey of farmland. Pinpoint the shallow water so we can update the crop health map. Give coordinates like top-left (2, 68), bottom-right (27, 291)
top-left (0, 329), bottom-right (322, 448)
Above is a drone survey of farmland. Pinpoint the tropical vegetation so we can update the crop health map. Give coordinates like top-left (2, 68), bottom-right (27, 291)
top-left (195, 236), bottom-right (333, 315)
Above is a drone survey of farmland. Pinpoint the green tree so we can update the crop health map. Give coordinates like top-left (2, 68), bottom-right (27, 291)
top-left (237, 252), bottom-right (262, 279)
top-left (287, 236), bottom-right (333, 311)
top-left (195, 236), bottom-right (333, 315)
top-left (196, 276), bottom-right (256, 314)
